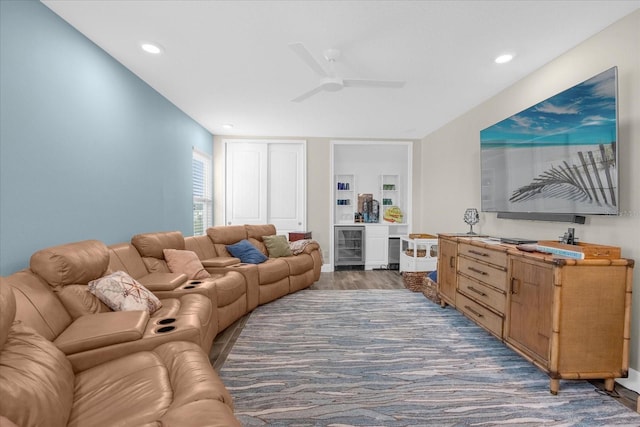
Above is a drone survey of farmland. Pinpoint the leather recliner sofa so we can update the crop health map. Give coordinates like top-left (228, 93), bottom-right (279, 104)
top-left (107, 237), bottom-right (247, 334)
top-left (130, 231), bottom-right (254, 331)
top-left (188, 224), bottom-right (322, 305)
top-left (0, 224), bottom-right (322, 426)
top-left (0, 284), bottom-right (241, 427)
top-left (2, 242), bottom-right (215, 372)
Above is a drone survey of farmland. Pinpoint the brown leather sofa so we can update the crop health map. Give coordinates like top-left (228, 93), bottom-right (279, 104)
top-left (130, 231), bottom-right (252, 332)
top-left (0, 224), bottom-right (322, 426)
top-left (2, 265), bottom-right (211, 372)
top-left (189, 224), bottom-right (322, 305)
top-left (0, 284), bottom-right (240, 427)
top-left (108, 238), bottom-right (247, 334)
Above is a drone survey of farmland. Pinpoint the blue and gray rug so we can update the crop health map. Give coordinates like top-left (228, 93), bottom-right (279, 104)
top-left (219, 289), bottom-right (640, 426)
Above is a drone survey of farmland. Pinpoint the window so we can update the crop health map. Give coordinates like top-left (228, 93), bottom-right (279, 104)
top-left (192, 149), bottom-right (212, 235)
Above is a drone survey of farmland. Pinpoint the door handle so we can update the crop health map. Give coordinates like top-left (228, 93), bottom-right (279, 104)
top-left (510, 278), bottom-right (520, 295)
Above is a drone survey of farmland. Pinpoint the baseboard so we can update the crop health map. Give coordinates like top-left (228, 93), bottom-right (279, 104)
top-left (616, 368), bottom-right (640, 393)
top-left (321, 263), bottom-right (332, 273)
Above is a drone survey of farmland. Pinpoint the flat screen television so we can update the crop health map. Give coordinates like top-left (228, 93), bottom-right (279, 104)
top-left (480, 67), bottom-right (619, 222)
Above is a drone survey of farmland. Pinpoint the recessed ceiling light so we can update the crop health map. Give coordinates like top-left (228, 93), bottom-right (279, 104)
top-left (222, 124), bottom-right (234, 130)
top-left (495, 54), bottom-right (514, 64)
top-left (141, 42), bottom-right (163, 55)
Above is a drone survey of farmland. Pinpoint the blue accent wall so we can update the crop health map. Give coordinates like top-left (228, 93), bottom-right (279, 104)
top-left (0, 1), bottom-right (213, 275)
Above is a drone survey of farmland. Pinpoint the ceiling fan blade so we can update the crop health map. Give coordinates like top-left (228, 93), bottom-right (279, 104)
top-left (343, 79), bottom-right (406, 88)
top-left (289, 42), bottom-right (328, 77)
top-left (291, 84), bottom-right (325, 103)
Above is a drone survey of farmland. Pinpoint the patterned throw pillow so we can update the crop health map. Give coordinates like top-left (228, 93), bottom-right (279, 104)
top-left (88, 271), bottom-right (162, 313)
top-left (163, 249), bottom-right (211, 280)
top-left (226, 240), bottom-right (268, 264)
top-left (262, 235), bottom-right (292, 258)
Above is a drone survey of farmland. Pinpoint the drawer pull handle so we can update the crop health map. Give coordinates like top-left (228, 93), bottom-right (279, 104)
top-left (468, 266), bottom-right (488, 276)
top-left (468, 286), bottom-right (487, 297)
top-left (449, 256), bottom-right (455, 268)
top-left (469, 249), bottom-right (489, 257)
top-left (465, 305), bottom-right (484, 318)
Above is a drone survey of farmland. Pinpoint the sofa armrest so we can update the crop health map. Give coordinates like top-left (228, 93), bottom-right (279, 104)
top-left (201, 257), bottom-right (241, 268)
top-left (299, 242), bottom-right (320, 255)
top-left (138, 272), bottom-right (188, 291)
top-left (54, 310), bottom-right (149, 354)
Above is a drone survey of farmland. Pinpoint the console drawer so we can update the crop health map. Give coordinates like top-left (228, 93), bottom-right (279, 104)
top-left (458, 256), bottom-right (507, 291)
top-left (458, 274), bottom-right (506, 314)
top-left (456, 292), bottom-right (503, 338)
top-left (458, 243), bottom-right (507, 267)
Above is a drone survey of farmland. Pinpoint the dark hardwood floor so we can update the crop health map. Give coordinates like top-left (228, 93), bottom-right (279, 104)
top-left (210, 270), bottom-right (639, 413)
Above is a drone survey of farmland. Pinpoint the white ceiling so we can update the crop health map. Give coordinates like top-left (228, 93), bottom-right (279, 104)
top-left (42, 0), bottom-right (639, 140)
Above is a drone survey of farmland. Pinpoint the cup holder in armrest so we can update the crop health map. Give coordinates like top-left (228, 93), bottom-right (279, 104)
top-left (157, 318), bottom-right (176, 325)
top-left (183, 280), bottom-right (202, 290)
top-left (156, 326), bottom-right (176, 333)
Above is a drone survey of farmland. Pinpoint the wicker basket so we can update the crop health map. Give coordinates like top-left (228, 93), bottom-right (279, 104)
top-left (422, 277), bottom-right (441, 304)
top-left (402, 271), bottom-right (425, 292)
top-left (405, 249), bottom-right (427, 257)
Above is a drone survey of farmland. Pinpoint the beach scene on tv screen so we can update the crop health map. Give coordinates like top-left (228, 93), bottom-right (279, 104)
top-left (480, 67), bottom-right (618, 215)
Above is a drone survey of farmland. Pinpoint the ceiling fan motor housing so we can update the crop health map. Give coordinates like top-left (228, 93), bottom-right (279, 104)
top-left (321, 77), bottom-right (343, 92)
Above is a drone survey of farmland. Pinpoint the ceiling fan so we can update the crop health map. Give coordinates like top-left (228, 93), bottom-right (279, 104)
top-left (288, 42), bottom-right (406, 102)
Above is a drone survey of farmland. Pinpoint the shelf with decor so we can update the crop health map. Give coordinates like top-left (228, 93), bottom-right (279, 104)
top-left (335, 174), bottom-right (355, 224)
top-left (380, 174), bottom-right (407, 235)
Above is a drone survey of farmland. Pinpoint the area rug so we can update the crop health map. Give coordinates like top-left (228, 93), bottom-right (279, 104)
top-left (219, 290), bottom-right (640, 426)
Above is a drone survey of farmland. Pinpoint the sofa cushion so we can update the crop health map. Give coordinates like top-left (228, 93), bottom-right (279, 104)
top-left (70, 341), bottom-right (236, 426)
top-left (0, 285), bottom-right (74, 427)
top-left (30, 240), bottom-right (110, 287)
top-left (226, 240), bottom-right (268, 264)
top-left (256, 258), bottom-right (290, 283)
top-left (163, 249), bottom-right (211, 280)
top-left (107, 242), bottom-right (149, 279)
top-left (56, 284), bottom-right (110, 319)
top-left (0, 323), bottom-right (75, 427)
top-left (262, 235), bottom-right (292, 258)
top-left (207, 225), bottom-right (247, 245)
top-left (184, 235), bottom-right (218, 260)
top-left (282, 253), bottom-right (315, 275)
top-left (88, 271), bottom-right (162, 313)
top-left (131, 231), bottom-right (185, 259)
top-left (245, 224), bottom-right (277, 240)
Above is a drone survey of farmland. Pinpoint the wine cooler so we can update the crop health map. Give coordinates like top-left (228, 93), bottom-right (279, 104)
top-left (334, 226), bottom-right (365, 269)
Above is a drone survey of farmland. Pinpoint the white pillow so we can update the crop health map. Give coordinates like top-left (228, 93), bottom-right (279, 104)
top-left (88, 271), bottom-right (162, 313)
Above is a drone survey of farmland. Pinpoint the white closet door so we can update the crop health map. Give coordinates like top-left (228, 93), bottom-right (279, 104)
top-left (268, 143), bottom-right (305, 234)
top-left (225, 142), bottom-right (268, 225)
top-left (225, 141), bottom-right (306, 233)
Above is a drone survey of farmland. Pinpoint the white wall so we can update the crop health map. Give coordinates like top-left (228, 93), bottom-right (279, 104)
top-left (419, 10), bottom-right (640, 385)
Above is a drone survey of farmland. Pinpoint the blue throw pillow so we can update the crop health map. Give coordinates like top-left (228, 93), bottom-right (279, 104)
top-left (226, 239), bottom-right (268, 264)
